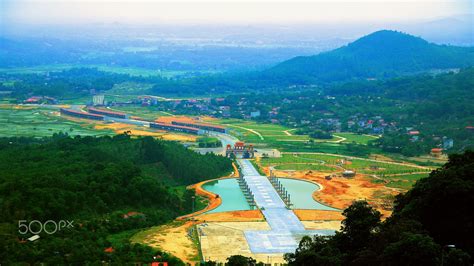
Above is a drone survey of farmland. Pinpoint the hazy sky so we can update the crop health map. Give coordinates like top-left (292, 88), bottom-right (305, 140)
top-left (1, 0), bottom-right (472, 26)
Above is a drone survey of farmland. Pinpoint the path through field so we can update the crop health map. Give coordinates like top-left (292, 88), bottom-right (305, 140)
top-left (226, 124), bottom-right (264, 140)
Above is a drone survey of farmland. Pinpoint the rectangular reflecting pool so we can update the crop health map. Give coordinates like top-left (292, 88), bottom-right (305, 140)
top-left (202, 177), bottom-right (337, 213)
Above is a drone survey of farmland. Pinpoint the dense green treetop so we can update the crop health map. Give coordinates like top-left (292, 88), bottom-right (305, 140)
top-left (0, 134), bottom-right (231, 264)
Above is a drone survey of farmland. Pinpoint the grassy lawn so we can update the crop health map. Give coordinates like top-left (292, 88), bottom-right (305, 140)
top-left (334, 132), bottom-right (379, 145)
top-left (274, 163), bottom-right (336, 171)
top-left (389, 173), bottom-right (430, 180)
top-left (261, 154), bottom-right (328, 166)
top-left (0, 106), bottom-right (113, 137)
top-left (211, 119), bottom-right (381, 157)
top-left (385, 180), bottom-right (415, 190)
top-left (261, 153), bottom-right (432, 190)
top-left (60, 94), bottom-right (142, 105)
top-left (108, 82), bottom-right (154, 95)
top-left (381, 173), bottom-right (429, 189)
top-left (213, 119), bottom-right (315, 144)
top-left (108, 106), bottom-right (173, 120)
top-left (261, 153), bottom-right (429, 175)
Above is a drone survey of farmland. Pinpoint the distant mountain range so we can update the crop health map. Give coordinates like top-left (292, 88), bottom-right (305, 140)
top-left (265, 30), bottom-right (474, 83)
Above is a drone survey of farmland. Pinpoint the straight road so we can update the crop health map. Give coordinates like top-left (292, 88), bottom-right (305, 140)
top-left (238, 159), bottom-right (334, 253)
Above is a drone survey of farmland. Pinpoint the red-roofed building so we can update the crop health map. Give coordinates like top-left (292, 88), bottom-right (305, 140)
top-left (151, 262), bottom-right (168, 266)
top-left (60, 108), bottom-right (104, 121)
top-left (150, 122), bottom-right (203, 135)
top-left (431, 148), bottom-right (443, 157)
top-left (88, 107), bottom-right (128, 119)
top-left (226, 142), bottom-right (254, 158)
top-left (171, 120), bottom-right (228, 133)
top-left (235, 142), bottom-right (245, 149)
top-left (24, 96), bottom-right (42, 104)
top-left (408, 130), bottom-right (420, 135)
top-left (104, 247), bottom-right (114, 253)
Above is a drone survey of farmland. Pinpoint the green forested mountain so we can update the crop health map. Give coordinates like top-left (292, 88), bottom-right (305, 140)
top-left (3, 30), bottom-right (473, 97)
top-left (267, 30), bottom-right (474, 83)
top-left (0, 134), bottom-right (231, 264)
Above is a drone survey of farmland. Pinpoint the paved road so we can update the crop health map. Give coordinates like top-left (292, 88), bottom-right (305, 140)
top-left (195, 132), bottom-right (239, 156)
top-left (238, 159), bottom-right (334, 253)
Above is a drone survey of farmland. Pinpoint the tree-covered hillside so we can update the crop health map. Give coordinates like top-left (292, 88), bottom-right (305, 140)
top-left (285, 150), bottom-right (474, 265)
top-left (3, 31), bottom-right (472, 97)
top-left (216, 68), bottom-right (474, 156)
top-left (268, 30), bottom-right (474, 83)
top-left (0, 134), bottom-right (231, 264)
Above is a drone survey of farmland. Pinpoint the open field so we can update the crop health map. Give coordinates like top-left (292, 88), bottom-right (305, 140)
top-left (59, 94), bottom-right (140, 105)
top-left (211, 119), bottom-right (328, 145)
top-left (273, 163), bottom-right (337, 172)
top-left (259, 153), bottom-right (433, 190)
top-left (0, 105), bottom-right (197, 141)
top-left (93, 122), bottom-right (197, 142)
top-left (206, 118), bottom-right (388, 156)
top-left (211, 119), bottom-right (380, 146)
top-left (107, 82), bottom-right (154, 95)
top-left (107, 106), bottom-right (174, 120)
top-left (383, 173), bottom-right (429, 190)
top-left (131, 221), bottom-right (200, 264)
top-left (333, 132), bottom-right (380, 145)
top-left (261, 153), bottom-right (431, 174)
top-left (270, 169), bottom-right (397, 218)
top-left (0, 64), bottom-right (218, 78)
top-left (0, 105), bottom-right (113, 137)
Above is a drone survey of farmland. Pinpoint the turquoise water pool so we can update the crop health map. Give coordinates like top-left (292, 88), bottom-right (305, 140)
top-left (202, 178), bottom-right (252, 213)
top-left (202, 177), bottom-right (337, 213)
top-left (279, 178), bottom-right (337, 210)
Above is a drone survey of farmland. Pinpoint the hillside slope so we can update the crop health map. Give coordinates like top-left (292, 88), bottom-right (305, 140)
top-left (267, 30), bottom-right (474, 83)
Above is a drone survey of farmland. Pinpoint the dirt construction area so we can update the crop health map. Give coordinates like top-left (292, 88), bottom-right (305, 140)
top-left (135, 161), bottom-right (397, 264)
top-left (134, 208), bottom-right (343, 264)
top-left (197, 219), bottom-right (342, 264)
top-left (270, 169), bottom-right (398, 218)
top-left (131, 221), bottom-right (199, 265)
